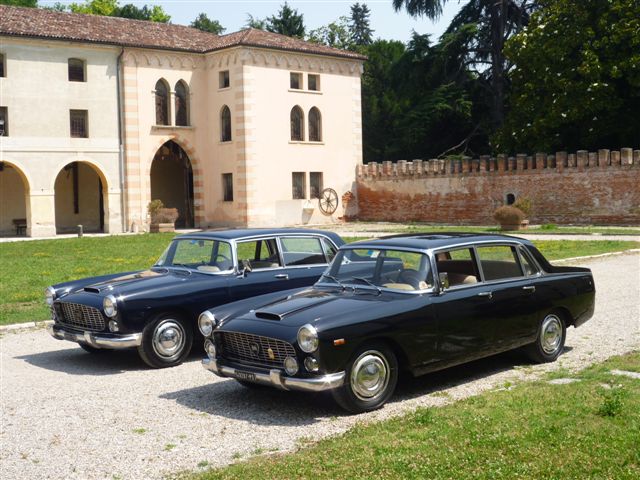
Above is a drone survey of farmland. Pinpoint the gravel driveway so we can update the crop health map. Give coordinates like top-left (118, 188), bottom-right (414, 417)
top-left (2, 253), bottom-right (639, 480)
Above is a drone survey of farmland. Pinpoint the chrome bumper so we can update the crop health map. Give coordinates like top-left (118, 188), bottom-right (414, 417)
top-left (46, 323), bottom-right (142, 349)
top-left (202, 357), bottom-right (345, 393)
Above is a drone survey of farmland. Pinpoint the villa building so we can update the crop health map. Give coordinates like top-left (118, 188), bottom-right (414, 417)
top-left (0, 5), bottom-right (365, 237)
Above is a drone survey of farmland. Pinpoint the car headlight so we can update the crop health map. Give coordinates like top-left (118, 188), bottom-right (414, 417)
top-left (103, 295), bottom-right (118, 318)
top-left (297, 324), bottom-right (318, 353)
top-left (198, 311), bottom-right (216, 337)
top-left (45, 286), bottom-right (56, 306)
top-left (204, 339), bottom-right (216, 359)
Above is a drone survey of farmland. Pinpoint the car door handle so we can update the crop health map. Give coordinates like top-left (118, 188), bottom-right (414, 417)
top-left (274, 274), bottom-right (289, 279)
top-left (477, 291), bottom-right (493, 299)
top-left (522, 286), bottom-right (536, 293)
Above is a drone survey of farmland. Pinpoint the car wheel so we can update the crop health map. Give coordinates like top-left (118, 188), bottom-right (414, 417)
top-left (137, 313), bottom-right (192, 368)
top-left (525, 312), bottom-right (566, 363)
top-left (331, 342), bottom-right (398, 414)
top-left (78, 342), bottom-right (108, 354)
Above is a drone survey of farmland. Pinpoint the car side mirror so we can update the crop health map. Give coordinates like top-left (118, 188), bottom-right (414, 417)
top-left (439, 272), bottom-right (449, 291)
top-left (239, 259), bottom-right (252, 277)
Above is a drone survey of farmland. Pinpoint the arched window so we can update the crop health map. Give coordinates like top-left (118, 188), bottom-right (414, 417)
top-left (175, 80), bottom-right (189, 126)
top-left (154, 79), bottom-right (170, 126)
top-left (290, 106), bottom-right (304, 141)
top-left (220, 105), bottom-right (232, 142)
top-left (506, 193), bottom-right (515, 205)
top-left (308, 107), bottom-right (322, 142)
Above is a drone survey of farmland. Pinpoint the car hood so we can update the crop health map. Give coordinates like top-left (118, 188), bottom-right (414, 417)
top-left (75, 268), bottom-right (220, 297)
top-left (229, 287), bottom-right (418, 330)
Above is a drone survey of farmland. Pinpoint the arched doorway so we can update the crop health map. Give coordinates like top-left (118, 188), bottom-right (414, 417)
top-left (54, 161), bottom-right (106, 234)
top-left (0, 161), bottom-right (29, 236)
top-left (150, 141), bottom-right (194, 228)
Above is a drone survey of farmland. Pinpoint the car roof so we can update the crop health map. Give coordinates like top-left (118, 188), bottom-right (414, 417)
top-left (344, 232), bottom-right (533, 251)
top-left (174, 228), bottom-right (343, 243)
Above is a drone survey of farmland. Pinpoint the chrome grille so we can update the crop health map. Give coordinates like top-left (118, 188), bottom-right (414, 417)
top-left (217, 331), bottom-right (296, 368)
top-left (57, 302), bottom-right (106, 332)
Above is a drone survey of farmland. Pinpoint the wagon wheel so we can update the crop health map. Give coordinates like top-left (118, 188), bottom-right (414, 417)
top-left (318, 188), bottom-right (339, 215)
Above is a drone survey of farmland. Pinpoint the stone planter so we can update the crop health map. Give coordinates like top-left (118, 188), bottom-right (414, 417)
top-left (150, 222), bottom-right (175, 233)
top-left (520, 219), bottom-right (530, 229)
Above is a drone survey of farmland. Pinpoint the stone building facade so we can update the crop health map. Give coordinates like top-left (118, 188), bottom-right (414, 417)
top-left (0, 5), bottom-right (364, 237)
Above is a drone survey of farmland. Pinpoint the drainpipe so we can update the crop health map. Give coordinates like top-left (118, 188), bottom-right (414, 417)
top-left (116, 47), bottom-right (127, 232)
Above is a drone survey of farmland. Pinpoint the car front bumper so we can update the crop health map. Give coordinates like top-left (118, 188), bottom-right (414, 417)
top-left (47, 323), bottom-right (142, 349)
top-left (202, 357), bottom-right (345, 393)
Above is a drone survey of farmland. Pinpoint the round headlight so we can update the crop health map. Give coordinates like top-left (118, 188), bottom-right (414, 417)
top-left (198, 311), bottom-right (216, 336)
top-left (204, 339), bottom-right (216, 358)
top-left (297, 324), bottom-right (318, 353)
top-left (108, 320), bottom-right (120, 332)
top-left (103, 295), bottom-right (118, 318)
top-left (284, 356), bottom-right (299, 376)
top-left (304, 356), bottom-right (319, 373)
top-left (45, 286), bottom-right (56, 306)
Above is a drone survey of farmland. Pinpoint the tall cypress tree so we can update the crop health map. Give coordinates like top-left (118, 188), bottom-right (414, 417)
top-left (350, 2), bottom-right (374, 46)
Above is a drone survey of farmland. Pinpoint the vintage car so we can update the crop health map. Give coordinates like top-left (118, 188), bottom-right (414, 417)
top-left (46, 228), bottom-right (343, 368)
top-left (199, 233), bottom-right (596, 413)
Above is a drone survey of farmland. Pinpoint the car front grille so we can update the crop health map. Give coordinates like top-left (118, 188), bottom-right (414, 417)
top-left (56, 302), bottom-right (106, 332)
top-left (217, 331), bottom-right (296, 368)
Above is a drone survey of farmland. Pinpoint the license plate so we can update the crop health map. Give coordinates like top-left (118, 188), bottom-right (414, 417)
top-left (235, 371), bottom-right (256, 382)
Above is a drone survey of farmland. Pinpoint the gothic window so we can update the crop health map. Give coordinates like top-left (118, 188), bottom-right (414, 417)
top-left (290, 106), bottom-right (304, 141)
top-left (220, 105), bottom-right (232, 142)
top-left (154, 79), bottom-right (170, 125)
top-left (308, 107), bottom-right (322, 142)
top-left (175, 80), bottom-right (189, 126)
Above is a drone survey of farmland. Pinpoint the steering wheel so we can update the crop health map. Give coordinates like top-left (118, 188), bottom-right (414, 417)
top-left (213, 253), bottom-right (232, 270)
top-left (398, 269), bottom-right (421, 289)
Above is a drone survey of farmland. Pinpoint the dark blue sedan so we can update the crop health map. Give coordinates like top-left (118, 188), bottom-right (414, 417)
top-left (46, 228), bottom-right (343, 368)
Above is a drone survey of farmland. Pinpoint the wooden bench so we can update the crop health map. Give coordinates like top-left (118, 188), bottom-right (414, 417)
top-left (12, 218), bottom-right (26, 236)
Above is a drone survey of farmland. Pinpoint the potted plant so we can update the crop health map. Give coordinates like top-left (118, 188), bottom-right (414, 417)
top-left (493, 205), bottom-right (526, 231)
top-left (513, 197), bottom-right (532, 229)
top-left (148, 200), bottom-right (179, 233)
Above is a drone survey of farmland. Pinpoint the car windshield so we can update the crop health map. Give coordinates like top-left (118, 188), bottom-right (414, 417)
top-left (319, 248), bottom-right (434, 292)
top-left (155, 238), bottom-right (234, 273)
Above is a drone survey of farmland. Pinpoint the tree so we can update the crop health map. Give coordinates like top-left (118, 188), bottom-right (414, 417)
top-left (68, 0), bottom-right (118, 16)
top-left (350, 2), bottom-right (374, 46)
top-left (68, 0), bottom-right (170, 22)
top-left (266, 2), bottom-right (305, 38)
top-left (497, 0), bottom-right (640, 152)
top-left (307, 16), bottom-right (353, 50)
top-left (191, 13), bottom-right (225, 34)
top-left (0, 0), bottom-right (38, 6)
top-left (393, 0), bottom-right (536, 129)
top-left (245, 13), bottom-right (267, 30)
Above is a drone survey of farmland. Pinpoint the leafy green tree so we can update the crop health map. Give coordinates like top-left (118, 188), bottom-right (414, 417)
top-left (350, 2), bottom-right (374, 46)
top-left (393, 0), bottom-right (535, 129)
top-left (68, 0), bottom-right (170, 22)
top-left (191, 13), bottom-right (225, 34)
top-left (266, 2), bottom-right (305, 38)
top-left (307, 16), bottom-right (353, 50)
top-left (68, 0), bottom-right (117, 16)
top-left (245, 13), bottom-right (267, 30)
top-left (0, 0), bottom-right (38, 6)
top-left (498, 0), bottom-right (640, 152)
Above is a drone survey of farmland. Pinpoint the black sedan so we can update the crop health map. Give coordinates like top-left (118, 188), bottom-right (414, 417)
top-left (46, 229), bottom-right (343, 368)
top-left (200, 233), bottom-right (596, 413)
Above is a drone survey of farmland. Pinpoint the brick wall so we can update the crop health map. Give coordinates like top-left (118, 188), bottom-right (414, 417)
top-left (355, 148), bottom-right (640, 225)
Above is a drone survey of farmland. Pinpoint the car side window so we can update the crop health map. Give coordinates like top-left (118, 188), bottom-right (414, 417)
top-left (322, 238), bottom-right (338, 262)
top-left (280, 237), bottom-right (327, 266)
top-left (476, 245), bottom-right (524, 281)
top-left (436, 248), bottom-right (479, 286)
top-left (518, 248), bottom-right (539, 276)
top-left (236, 238), bottom-right (281, 270)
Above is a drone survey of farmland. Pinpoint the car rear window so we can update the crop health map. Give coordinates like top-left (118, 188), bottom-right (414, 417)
top-left (280, 237), bottom-right (327, 266)
top-left (476, 245), bottom-right (524, 281)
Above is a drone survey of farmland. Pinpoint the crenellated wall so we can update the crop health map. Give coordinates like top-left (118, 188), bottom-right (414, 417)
top-left (356, 149), bottom-right (640, 225)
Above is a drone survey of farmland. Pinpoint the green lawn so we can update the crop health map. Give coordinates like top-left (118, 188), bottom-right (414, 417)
top-left (184, 352), bottom-right (640, 480)
top-left (381, 224), bottom-right (640, 235)
top-left (0, 234), bottom-right (638, 325)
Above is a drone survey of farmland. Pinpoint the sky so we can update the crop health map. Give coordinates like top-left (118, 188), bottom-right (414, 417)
top-left (41, 1), bottom-right (463, 44)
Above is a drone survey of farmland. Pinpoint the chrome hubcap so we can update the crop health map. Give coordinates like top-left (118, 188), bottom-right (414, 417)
top-left (350, 351), bottom-right (390, 401)
top-left (152, 319), bottom-right (185, 360)
top-left (540, 314), bottom-right (562, 354)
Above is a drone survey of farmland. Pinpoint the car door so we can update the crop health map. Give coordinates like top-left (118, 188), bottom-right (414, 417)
top-left (474, 244), bottom-right (540, 351)
top-left (277, 236), bottom-right (333, 288)
top-left (431, 247), bottom-right (499, 366)
top-left (228, 237), bottom-right (291, 301)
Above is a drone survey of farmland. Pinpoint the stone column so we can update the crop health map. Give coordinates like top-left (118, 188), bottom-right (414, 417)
top-left (28, 191), bottom-right (57, 237)
top-left (598, 149), bottom-right (610, 168)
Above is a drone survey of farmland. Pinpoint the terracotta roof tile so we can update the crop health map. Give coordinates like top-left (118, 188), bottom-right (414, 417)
top-left (0, 5), bottom-right (365, 60)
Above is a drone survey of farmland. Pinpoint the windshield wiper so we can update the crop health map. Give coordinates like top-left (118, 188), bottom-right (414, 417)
top-left (320, 273), bottom-right (347, 290)
top-left (351, 276), bottom-right (382, 295)
top-left (168, 263), bottom-right (192, 274)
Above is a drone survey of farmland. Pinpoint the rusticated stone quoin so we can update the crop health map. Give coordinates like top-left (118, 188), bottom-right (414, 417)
top-left (356, 148), bottom-right (640, 226)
